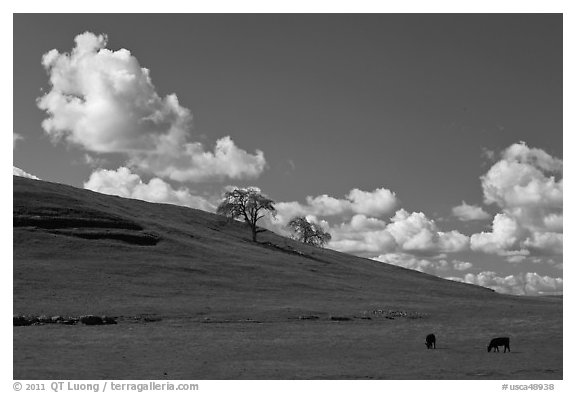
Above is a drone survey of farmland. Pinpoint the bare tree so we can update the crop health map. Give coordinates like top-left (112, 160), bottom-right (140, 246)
top-left (216, 187), bottom-right (276, 242)
top-left (287, 216), bottom-right (332, 247)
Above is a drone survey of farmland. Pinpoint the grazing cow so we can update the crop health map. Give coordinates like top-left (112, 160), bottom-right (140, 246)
top-left (487, 337), bottom-right (510, 353)
top-left (425, 333), bottom-right (436, 349)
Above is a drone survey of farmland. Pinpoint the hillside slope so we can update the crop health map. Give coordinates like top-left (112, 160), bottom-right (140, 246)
top-left (13, 176), bottom-right (562, 379)
top-left (14, 175), bottom-right (502, 317)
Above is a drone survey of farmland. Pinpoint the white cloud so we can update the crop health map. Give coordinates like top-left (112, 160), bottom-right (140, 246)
top-left (346, 188), bottom-right (398, 216)
top-left (84, 167), bottom-right (215, 211)
top-left (481, 142), bottom-right (562, 212)
top-left (13, 167), bottom-right (40, 180)
top-left (452, 201), bottom-right (491, 221)
top-left (271, 201), bottom-right (305, 225)
top-left (523, 232), bottom-right (563, 254)
top-left (130, 136), bottom-right (266, 183)
top-left (324, 209), bottom-right (469, 257)
top-left (37, 32), bottom-right (266, 183)
top-left (470, 142), bottom-right (562, 257)
top-left (347, 214), bottom-right (388, 231)
top-left (270, 201), bottom-right (400, 257)
top-left (470, 213), bottom-right (524, 254)
top-left (451, 260), bottom-right (474, 271)
top-left (385, 209), bottom-right (469, 253)
top-left (304, 194), bottom-right (351, 216)
top-left (502, 142), bottom-right (562, 173)
top-left (329, 217), bottom-right (397, 255)
top-left (482, 160), bottom-right (562, 209)
top-left (448, 271), bottom-right (562, 296)
top-left (274, 187), bottom-right (398, 224)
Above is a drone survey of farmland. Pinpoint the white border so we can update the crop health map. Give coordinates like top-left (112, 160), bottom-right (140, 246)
top-left (4, 2), bottom-right (572, 392)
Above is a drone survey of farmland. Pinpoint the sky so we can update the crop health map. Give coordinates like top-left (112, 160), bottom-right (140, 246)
top-left (12, 13), bottom-right (563, 295)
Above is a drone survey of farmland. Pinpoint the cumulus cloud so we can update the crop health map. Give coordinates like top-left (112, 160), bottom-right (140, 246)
top-left (385, 209), bottom-right (469, 253)
top-left (274, 187), bottom-right (398, 225)
top-left (470, 142), bottom-right (562, 257)
top-left (84, 167), bottom-right (215, 211)
top-left (13, 166), bottom-right (40, 180)
top-left (324, 209), bottom-right (469, 257)
top-left (346, 188), bottom-right (398, 216)
top-left (271, 188), bottom-right (404, 257)
top-left (329, 216), bottom-right (396, 256)
top-left (452, 201), bottom-right (491, 221)
top-left (523, 232), bottom-right (563, 255)
top-left (502, 142), bottom-right (562, 173)
top-left (130, 136), bottom-right (266, 183)
top-left (447, 271), bottom-right (562, 296)
top-left (37, 32), bottom-right (266, 183)
top-left (372, 253), bottom-right (473, 276)
top-left (470, 213), bottom-right (524, 254)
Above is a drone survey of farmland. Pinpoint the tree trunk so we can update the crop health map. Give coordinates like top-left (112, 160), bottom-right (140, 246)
top-left (251, 224), bottom-right (257, 242)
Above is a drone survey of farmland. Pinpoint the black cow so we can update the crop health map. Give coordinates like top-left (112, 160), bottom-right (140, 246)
top-left (487, 337), bottom-right (510, 352)
top-left (425, 333), bottom-right (436, 349)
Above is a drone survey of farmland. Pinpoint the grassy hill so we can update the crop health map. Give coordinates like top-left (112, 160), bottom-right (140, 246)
top-left (13, 176), bottom-right (562, 379)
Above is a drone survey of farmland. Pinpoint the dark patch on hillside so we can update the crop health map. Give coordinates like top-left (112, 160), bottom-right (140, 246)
top-left (46, 229), bottom-right (160, 246)
top-left (14, 207), bottom-right (143, 230)
top-left (14, 198), bottom-right (160, 246)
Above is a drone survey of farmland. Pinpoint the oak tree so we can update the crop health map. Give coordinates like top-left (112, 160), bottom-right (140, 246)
top-left (217, 187), bottom-right (276, 242)
top-left (287, 216), bottom-right (332, 247)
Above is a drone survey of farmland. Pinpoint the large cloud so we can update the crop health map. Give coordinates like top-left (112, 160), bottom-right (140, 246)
top-left (470, 142), bottom-right (562, 257)
top-left (470, 213), bottom-right (525, 254)
top-left (386, 209), bottom-right (469, 253)
top-left (328, 215), bottom-right (396, 255)
top-left (37, 32), bottom-right (266, 182)
top-left (448, 271), bottom-right (562, 296)
top-left (320, 209), bottom-right (469, 257)
top-left (84, 167), bottom-right (215, 211)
